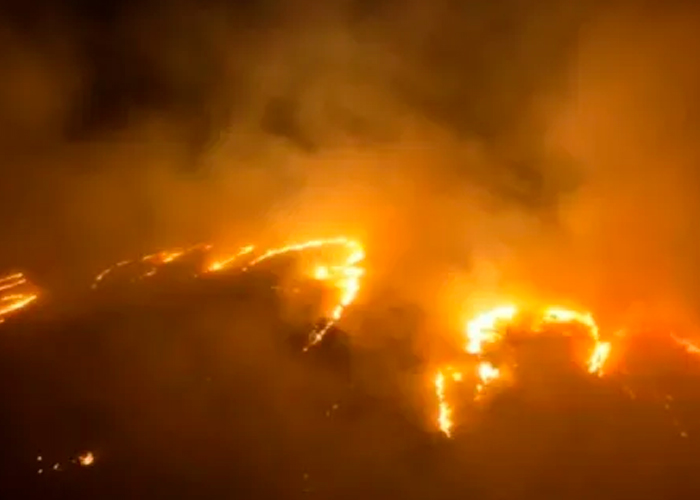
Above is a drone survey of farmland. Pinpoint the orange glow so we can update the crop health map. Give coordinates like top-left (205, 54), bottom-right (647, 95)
top-left (670, 333), bottom-right (700, 355)
top-left (242, 238), bottom-right (365, 350)
top-left (313, 265), bottom-right (330, 280)
top-left (476, 361), bottom-right (500, 393)
top-left (0, 272), bottom-right (38, 323)
top-left (434, 302), bottom-right (614, 436)
top-left (206, 245), bottom-right (255, 273)
top-left (93, 244), bottom-right (215, 288)
top-left (78, 451), bottom-right (95, 467)
top-left (465, 305), bottom-right (518, 354)
top-left (435, 370), bottom-right (453, 437)
top-left (588, 341), bottom-right (611, 376)
top-left (91, 239), bottom-right (364, 351)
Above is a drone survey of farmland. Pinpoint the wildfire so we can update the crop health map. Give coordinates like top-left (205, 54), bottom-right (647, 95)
top-left (588, 341), bottom-right (612, 376)
top-left (0, 272), bottom-right (38, 324)
top-left (92, 238), bottom-right (365, 350)
top-left (462, 306), bottom-right (517, 401)
top-left (476, 361), bottom-right (500, 392)
top-left (435, 371), bottom-right (453, 437)
top-left (540, 306), bottom-right (609, 377)
top-left (465, 305), bottom-right (518, 354)
top-left (242, 238), bottom-right (365, 350)
top-left (206, 245), bottom-right (255, 273)
top-left (434, 303), bottom-right (613, 436)
top-left (91, 244), bottom-right (217, 289)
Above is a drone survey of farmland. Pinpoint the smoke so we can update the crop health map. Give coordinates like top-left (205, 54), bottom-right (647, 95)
top-left (536, 4), bottom-right (700, 330)
top-left (0, 1), bottom-right (575, 280)
top-left (3, 2), bottom-right (700, 495)
top-left (0, 1), bottom-right (698, 325)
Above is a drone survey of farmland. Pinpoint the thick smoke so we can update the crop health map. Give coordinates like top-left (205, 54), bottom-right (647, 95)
top-left (538, 5), bottom-right (700, 331)
top-left (2, 2), bottom-right (700, 496)
top-left (0, 1), bottom-right (698, 325)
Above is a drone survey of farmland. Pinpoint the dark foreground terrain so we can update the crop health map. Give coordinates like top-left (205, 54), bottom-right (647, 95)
top-left (0, 267), bottom-right (699, 499)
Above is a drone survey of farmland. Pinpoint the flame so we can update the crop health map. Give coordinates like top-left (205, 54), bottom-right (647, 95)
top-left (541, 307), bottom-right (600, 340)
top-left (78, 451), bottom-right (94, 467)
top-left (465, 305), bottom-right (518, 354)
top-left (206, 245), bottom-right (255, 273)
top-left (0, 272), bottom-right (27, 292)
top-left (434, 366), bottom-right (465, 436)
top-left (242, 238), bottom-right (365, 350)
top-left (435, 370), bottom-right (453, 437)
top-left (476, 361), bottom-right (500, 393)
top-left (0, 272), bottom-right (38, 324)
top-left (434, 303), bottom-right (614, 436)
top-left (313, 265), bottom-right (330, 280)
top-left (463, 305), bottom-right (517, 395)
top-left (93, 244), bottom-right (212, 288)
top-left (540, 306), bottom-right (609, 376)
top-left (91, 239), bottom-right (364, 350)
top-left (588, 341), bottom-right (611, 376)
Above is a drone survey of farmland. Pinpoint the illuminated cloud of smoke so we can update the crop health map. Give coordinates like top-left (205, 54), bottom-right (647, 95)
top-left (0, 0), bottom-right (698, 339)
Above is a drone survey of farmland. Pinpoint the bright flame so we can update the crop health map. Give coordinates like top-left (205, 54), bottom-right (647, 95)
top-left (435, 371), bottom-right (452, 437)
top-left (434, 366), bottom-right (464, 436)
top-left (434, 303), bottom-right (614, 436)
top-left (462, 305), bottom-right (516, 397)
top-left (156, 250), bottom-right (184, 264)
top-left (243, 238), bottom-right (365, 350)
top-left (541, 307), bottom-right (600, 339)
top-left (588, 341), bottom-right (611, 376)
top-left (0, 272), bottom-right (38, 323)
top-left (477, 361), bottom-right (500, 390)
top-left (206, 245), bottom-right (255, 273)
top-left (78, 451), bottom-right (94, 467)
top-left (465, 305), bottom-right (518, 354)
top-left (540, 306), bottom-right (609, 375)
top-left (90, 239), bottom-right (364, 350)
top-left (313, 265), bottom-right (330, 280)
top-left (93, 244), bottom-right (213, 288)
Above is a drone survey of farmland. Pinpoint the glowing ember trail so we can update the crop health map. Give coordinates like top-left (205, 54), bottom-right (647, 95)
top-left (243, 238), bottom-right (365, 350)
top-left (0, 272), bottom-right (38, 324)
top-left (93, 238), bottom-right (365, 351)
top-left (206, 245), bottom-right (255, 273)
top-left (90, 239), bottom-right (365, 350)
top-left (92, 244), bottom-right (211, 289)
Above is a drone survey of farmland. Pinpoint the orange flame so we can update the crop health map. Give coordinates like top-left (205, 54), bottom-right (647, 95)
top-left (206, 245), bottom-right (255, 273)
top-left (92, 239), bottom-right (364, 351)
top-left (0, 272), bottom-right (38, 324)
top-left (242, 238), bottom-right (365, 350)
top-left (435, 303), bottom-right (613, 436)
top-left (435, 370), bottom-right (453, 437)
